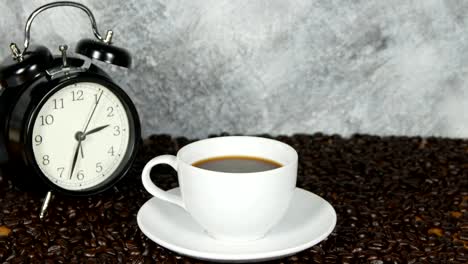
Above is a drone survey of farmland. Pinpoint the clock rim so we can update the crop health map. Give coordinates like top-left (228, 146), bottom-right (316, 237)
top-left (23, 73), bottom-right (141, 196)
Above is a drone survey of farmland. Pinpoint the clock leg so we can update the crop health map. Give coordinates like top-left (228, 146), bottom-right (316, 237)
top-left (39, 191), bottom-right (53, 219)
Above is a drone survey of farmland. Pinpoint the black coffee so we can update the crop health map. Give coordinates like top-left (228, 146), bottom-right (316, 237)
top-left (192, 155), bottom-right (282, 173)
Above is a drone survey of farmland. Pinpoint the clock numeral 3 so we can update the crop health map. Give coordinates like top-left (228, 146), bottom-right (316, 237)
top-left (113, 126), bottom-right (120, 136)
top-left (72, 90), bottom-right (84, 101)
top-left (39, 115), bottom-right (54, 126)
top-left (77, 170), bottom-right (85, 180)
top-left (53, 98), bottom-right (64, 109)
top-left (96, 162), bottom-right (103, 173)
top-left (42, 155), bottom-right (50, 165)
top-left (57, 167), bottom-right (65, 178)
top-left (34, 135), bottom-right (42, 145)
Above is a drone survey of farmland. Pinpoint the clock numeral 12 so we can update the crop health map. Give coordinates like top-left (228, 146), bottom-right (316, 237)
top-left (72, 90), bottom-right (84, 101)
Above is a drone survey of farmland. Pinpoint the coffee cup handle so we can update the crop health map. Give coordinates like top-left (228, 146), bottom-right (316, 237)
top-left (141, 155), bottom-right (185, 209)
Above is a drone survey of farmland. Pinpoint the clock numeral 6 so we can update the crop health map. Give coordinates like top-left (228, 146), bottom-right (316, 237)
top-left (39, 115), bottom-right (54, 126)
top-left (96, 162), bottom-right (103, 173)
top-left (34, 135), bottom-right (42, 146)
top-left (77, 170), bottom-right (85, 180)
top-left (42, 155), bottom-right (50, 165)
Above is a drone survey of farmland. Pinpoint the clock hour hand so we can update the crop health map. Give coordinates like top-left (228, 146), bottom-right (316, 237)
top-left (74, 124), bottom-right (109, 162)
top-left (79, 144), bottom-right (84, 159)
top-left (84, 124), bottom-right (110, 136)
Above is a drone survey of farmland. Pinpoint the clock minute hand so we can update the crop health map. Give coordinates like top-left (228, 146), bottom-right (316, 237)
top-left (70, 90), bottom-right (103, 179)
top-left (70, 139), bottom-right (82, 179)
top-left (82, 90), bottom-right (104, 134)
top-left (84, 124), bottom-right (110, 136)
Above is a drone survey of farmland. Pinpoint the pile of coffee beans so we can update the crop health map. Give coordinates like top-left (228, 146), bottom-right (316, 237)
top-left (0, 134), bottom-right (467, 263)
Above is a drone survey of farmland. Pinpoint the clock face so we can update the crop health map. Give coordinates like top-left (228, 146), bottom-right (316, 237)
top-left (31, 82), bottom-right (131, 191)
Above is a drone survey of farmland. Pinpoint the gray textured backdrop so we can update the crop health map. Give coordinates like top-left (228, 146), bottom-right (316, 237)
top-left (1, 0), bottom-right (468, 138)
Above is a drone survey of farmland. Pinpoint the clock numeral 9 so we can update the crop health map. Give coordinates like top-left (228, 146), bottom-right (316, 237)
top-left (77, 170), bottom-right (84, 180)
top-left (39, 115), bottom-right (54, 126)
top-left (53, 98), bottom-right (64, 109)
top-left (42, 155), bottom-right (50, 165)
top-left (34, 135), bottom-right (42, 146)
top-left (96, 162), bottom-right (103, 173)
top-left (72, 90), bottom-right (84, 101)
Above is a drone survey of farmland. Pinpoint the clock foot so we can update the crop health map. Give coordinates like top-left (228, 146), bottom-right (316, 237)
top-left (39, 191), bottom-right (53, 219)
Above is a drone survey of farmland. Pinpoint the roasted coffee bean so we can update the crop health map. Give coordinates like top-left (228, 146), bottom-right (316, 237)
top-left (460, 231), bottom-right (468, 241)
top-left (47, 245), bottom-right (61, 256)
top-left (84, 248), bottom-right (97, 258)
top-left (1, 135), bottom-right (467, 262)
top-left (96, 236), bottom-right (107, 247)
top-left (105, 248), bottom-right (116, 256)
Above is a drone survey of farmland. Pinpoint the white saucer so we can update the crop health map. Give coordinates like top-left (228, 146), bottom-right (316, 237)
top-left (137, 187), bottom-right (337, 263)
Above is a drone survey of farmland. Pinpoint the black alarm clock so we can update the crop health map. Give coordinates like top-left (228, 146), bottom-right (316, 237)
top-left (0, 2), bottom-right (140, 215)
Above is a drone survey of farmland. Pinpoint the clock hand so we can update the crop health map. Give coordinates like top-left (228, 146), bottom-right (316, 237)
top-left (69, 90), bottom-right (103, 179)
top-left (74, 124), bottom-right (109, 162)
top-left (77, 124), bottom-right (109, 160)
top-left (79, 144), bottom-right (84, 159)
top-left (70, 139), bottom-right (83, 179)
top-left (84, 124), bottom-right (110, 136)
top-left (82, 90), bottom-right (104, 134)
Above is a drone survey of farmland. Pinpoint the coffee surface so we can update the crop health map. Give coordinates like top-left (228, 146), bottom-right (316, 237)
top-left (192, 155), bottom-right (282, 173)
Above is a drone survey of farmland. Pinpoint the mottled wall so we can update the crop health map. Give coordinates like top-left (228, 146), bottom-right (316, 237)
top-left (1, 0), bottom-right (468, 138)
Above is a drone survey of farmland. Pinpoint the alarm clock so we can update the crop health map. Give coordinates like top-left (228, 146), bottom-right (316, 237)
top-left (0, 1), bottom-right (140, 202)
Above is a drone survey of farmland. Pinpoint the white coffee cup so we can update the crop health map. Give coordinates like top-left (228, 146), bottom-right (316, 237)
top-left (141, 136), bottom-right (298, 242)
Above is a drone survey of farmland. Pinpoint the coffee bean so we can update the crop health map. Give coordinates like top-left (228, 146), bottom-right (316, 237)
top-left (460, 231), bottom-right (468, 241)
top-left (0, 248), bottom-right (8, 260)
top-left (17, 236), bottom-right (32, 246)
top-left (1, 135), bottom-right (467, 262)
top-left (47, 245), bottom-right (61, 256)
top-left (105, 248), bottom-right (116, 256)
top-left (428, 227), bottom-right (444, 237)
top-left (97, 236), bottom-right (107, 247)
top-left (84, 249), bottom-right (97, 258)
